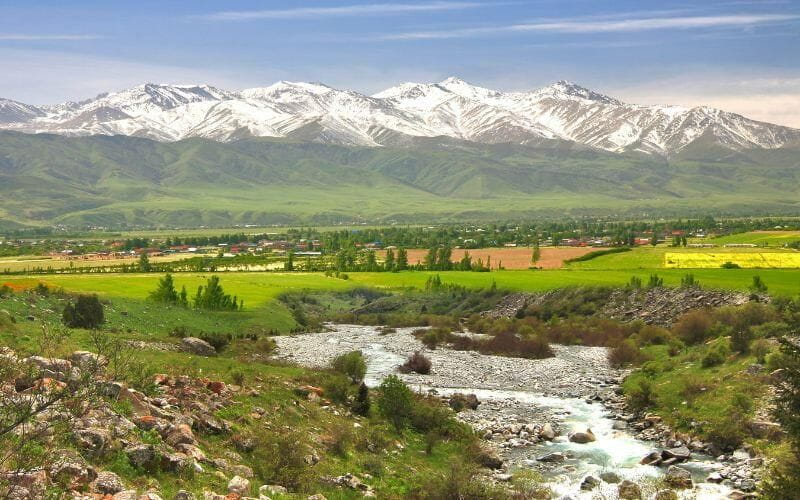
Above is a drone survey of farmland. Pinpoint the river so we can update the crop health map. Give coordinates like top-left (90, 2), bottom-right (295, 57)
top-left (274, 324), bottom-right (734, 499)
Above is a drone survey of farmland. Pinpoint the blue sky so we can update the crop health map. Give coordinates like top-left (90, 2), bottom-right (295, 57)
top-left (1, 0), bottom-right (799, 126)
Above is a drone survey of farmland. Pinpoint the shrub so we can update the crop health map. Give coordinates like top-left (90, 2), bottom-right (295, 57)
top-left (750, 275), bottom-right (768, 294)
top-left (230, 370), bottom-right (245, 386)
top-left (323, 375), bottom-right (351, 406)
top-left (62, 294), bottom-right (104, 329)
top-left (721, 261), bottom-right (740, 269)
top-left (351, 382), bottom-right (371, 416)
top-left (673, 309), bottom-right (714, 344)
top-left (627, 379), bottom-right (656, 411)
top-left (199, 332), bottom-right (231, 352)
top-left (749, 339), bottom-right (770, 364)
top-left (331, 350), bottom-right (367, 383)
top-left (250, 430), bottom-right (313, 490)
top-left (399, 352), bottom-right (432, 374)
top-left (731, 328), bottom-right (754, 354)
top-left (635, 324), bottom-right (673, 346)
top-left (254, 337), bottom-right (277, 355)
top-left (608, 340), bottom-right (648, 367)
top-left (702, 342), bottom-right (729, 368)
top-left (377, 375), bottom-right (413, 432)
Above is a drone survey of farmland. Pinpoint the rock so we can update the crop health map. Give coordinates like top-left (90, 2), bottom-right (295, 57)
top-left (231, 465), bottom-right (254, 479)
top-left (612, 420), bottom-right (627, 430)
top-left (139, 493), bottom-right (164, 500)
top-left (228, 475), bottom-right (250, 496)
top-left (747, 420), bottom-right (784, 440)
top-left (161, 453), bottom-right (191, 473)
top-left (125, 444), bottom-right (157, 469)
top-left (707, 472), bottom-right (724, 483)
top-left (206, 380), bottom-right (226, 394)
top-left (260, 485), bottom-right (288, 497)
top-left (728, 492), bottom-right (757, 500)
top-left (181, 337), bottom-right (216, 356)
top-left (174, 491), bottom-right (196, 500)
top-left (600, 471), bottom-right (621, 483)
top-left (580, 476), bottom-right (600, 490)
top-left (49, 452), bottom-right (95, 488)
top-left (568, 428), bottom-right (596, 444)
top-left (232, 434), bottom-right (256, 452)
top-left (307, 495), bottom-right (328, 500)
top-left (70, 350), bottom-right (108, 370)
top-left (618, 480), bottom-right (642, 499)
top-left (640, 451), bottom-right (662, 466)
top-left (165, 424), bottom-right (195, 447)
top-left (75, 427), bottom-right (111, 453)
top-left (25, 355), bottom-right (73, 379)
top-left (654, 490), bottom-right (679, 500)
top-left (662, 446), bottom-right (691, 462)
top-left (175, 443), bottom-right (207, 462)
top-left (539, 422), bottom-right (556, 440)
top-left (494, 473), bottom-right (513, 482)
top-left (664, 466), bottom-right (693, 489)
top-left (195, 413), bottom-right (227, 434)
top-left (536, 452), bottom-right (565, 463)
top-left (92, 471), bottom-right (125, 494)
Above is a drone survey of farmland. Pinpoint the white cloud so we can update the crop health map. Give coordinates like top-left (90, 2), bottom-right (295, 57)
top-left (0, 34), bottom-right (102, 41)
top-left (381, 13), bottom-right (800, 39)
top-left (196, 2), bottom-right (486, 22)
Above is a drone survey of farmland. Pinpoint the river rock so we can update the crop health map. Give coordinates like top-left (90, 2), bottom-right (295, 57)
top-left (664, 466), bottom-right (693, 489)
top-left (539, 422), bottom-right (556, 440)
top-left (600, 471), bottom-right (621, 483)
top-left (663, 446), bottom-right (691, 462)
top-left (618, 480), bottom-right (642, 499)
top-left (654, 490), bottom-right (678, 500)
top-left (580, 476), bottom-right (600, 490)
top-left (568, 428), bottom-right (596, 444)
top-left (180, 337), bottom-right (216, 356)
top-left (475, 447), bottom-right (503, 469)
top-left (448, 393), bottom-right (480, 411)
top-left (537, 452), bottom-right (565, 463)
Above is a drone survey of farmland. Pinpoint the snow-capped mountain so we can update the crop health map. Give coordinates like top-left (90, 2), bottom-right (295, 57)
top-left (2, 78), bottom-right (797, 155)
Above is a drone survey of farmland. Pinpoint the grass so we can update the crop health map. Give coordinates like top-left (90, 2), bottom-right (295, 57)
top-left (708, 230), bottom-right (800, 246)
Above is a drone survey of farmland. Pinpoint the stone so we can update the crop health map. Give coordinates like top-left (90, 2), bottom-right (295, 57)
top-left (640, 451), bottom-right (662, 466)
top-left (75, 427), bottom-right (111, 453)
top-left (260, 485), bottom-right (288, 497)
top-left (728, 492), bottom-right (757, 500)
top-left (664, 466), bottom-right (693, 489)
top-left (662, 446), bottom-right (691, 462)
top-left (49, 452), bottom-right (95, 488)
top-left (707, 472), bottom-right (724, 483)
top-left (568, 428), bottom-right (596, 444)
top-left (475, 447), bottom-right (503, 469)
top-left (165, 424), bottom-right (196, 447)
top-left (448, 393), bottom-right (480, 411)
top-left (747, 420), bottom-right (784, 440)
top-left (25, 355), bottom-right (72, 379)
top-left (231, 465), bottom-right (254, 479)
top-left (228, 475), bottom-right (250, 496)
top-left (232, 434), bottom-right (256, 452)
top-left (161, 453), bottom-right (191, 473)
top-left (654, 490), bottom-right (679, 500)
top-left (600, 471), bottom-right (621, 483)
top-left (307, 496), bottom-right (328, 500)
top-left (195, 413), bottom-right (227, 434)
top-left (536, 452), bottom-right (565, 463)
top-left (125, 444), bottom-right (157, 469)
top-left (92, 471), bottom-right (125, 494)
top-left (206, 380), bottom-right (226, 394)
top-left (618, 480), bottom-right (642, 499)
top-left (70, 350), bottom-right (108, 370)
top-left (112, 491), bottom-right (138, 500)
top-left (539, 422), bottom-right (556, 440)
top-left (580, 476), bottom-right (600, 490)
top-left (181, 337), bottom-right (216, 356)
top-left (612, 420), bottom-right (627, 430)
top-left (173, 491), bottom-right (196, 500)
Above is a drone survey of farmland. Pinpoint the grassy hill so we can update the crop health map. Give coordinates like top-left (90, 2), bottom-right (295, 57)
top-left (1, 131), bottom-right (799, 227)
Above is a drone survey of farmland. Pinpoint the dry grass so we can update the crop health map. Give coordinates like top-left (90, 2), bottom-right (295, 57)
top-left (391, 247), bottom-right (596, 270)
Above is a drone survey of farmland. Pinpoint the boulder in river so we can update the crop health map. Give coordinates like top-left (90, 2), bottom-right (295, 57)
top-left (448, 393), bottom-right (480, 411)
top-left (537, 452), bottom-right (565, 463)
top-left (618, 480), bottom-right (642, 499)
top-left (475, 447), bottom-right (503, 469)
top-left (568, 428), bottom-right (596, 444)
top-left (662, 446), bottom-right (691, 462)
top-left (539, 422), bottom-right (556, 440)
top-left (580, 476), bottom-right (600, 490)
top-left (654, 490), bottom-right (678, 500)
top-left (663, 466), bottom-right (693, 489)
top-left (600, 471), bottom-right (621, 483)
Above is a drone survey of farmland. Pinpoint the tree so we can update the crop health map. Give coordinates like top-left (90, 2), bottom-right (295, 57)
top-left (179, 285), bottom-right (189, 307)
top-left (284, 251), bottom-right (294, 271)
top-left (194, 276), bottom-right (241, 311)
top-left (437, 246), bottom-right (452, 271)
top-left (384, 248), bottom-right (395, 271)
top-left (750, 275), bottom-right (768, 294)
top-left (424, 247), bottom-right (438, 271)
top-left (364, 250), bottom-right (378, 272)
top-left (459, 251), bottom-right (472, 271)
top-left (396, 248), bottom-right (409, 271)
top-left (531, 241), bottom-right (541, 266)
top-left (148, 273), bottom-right (179, 304)
top-left (62, 295), bottom-right (105, 329)
top-left (377, 375), bottom-right (413, 432)
top-left (331, 351), bottom-right (367, 383)
top-left (351, 382), bottom-right (371, 417)
top-left (138, 252), bottom-right (151, 272)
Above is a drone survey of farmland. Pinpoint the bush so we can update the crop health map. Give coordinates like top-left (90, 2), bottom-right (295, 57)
top-left (351, 382), bottom-right (371, 416)
top-left (322, 375), bottom-right (351, 405)
top-left (250, 430), bottom-right (313, 490)
top-left (673, 309), bottom-right (714, 344)
top-left (702, 341), bottom-right (729, 368)
top-left (331, 350), bottom-right (367, 383)
top-left (627, 379), bottom-right (656, 411)
top-left (721, 261), bottom-right (740, 269)
top-left (199, 332), bottom-right (231, 352)
top-left (608, 340), bottom-right (648, 367)
top-left (731, 328), bottom-right (753, 354)
top-left (399, 352), bottom-right (432, 374)
top-left (62, 294), bottom-right (104, 329)
top-left (377, 375), bottom-right (413, 432)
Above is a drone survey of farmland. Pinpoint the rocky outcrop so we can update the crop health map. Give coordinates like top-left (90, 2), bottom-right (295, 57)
top-left (180, 337), bottom-right (216, 356)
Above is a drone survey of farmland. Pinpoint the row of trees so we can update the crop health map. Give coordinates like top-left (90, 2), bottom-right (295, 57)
top-left (149, 274), bottom-right (243, 311)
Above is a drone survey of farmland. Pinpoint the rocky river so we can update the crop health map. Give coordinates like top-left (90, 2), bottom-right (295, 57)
top-left (275, 324), bottom-right (756, 499)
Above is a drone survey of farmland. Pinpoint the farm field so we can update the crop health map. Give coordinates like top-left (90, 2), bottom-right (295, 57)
top-left (665, 251), bottom-right (800, 269)
top-left (5, 268), bottom-right (800, 307)
top-left (706, 230), bottom-right (800, 246)
top-left (387, 246), bottom-right (596, 269)
top-left (0, 253), bottom-right (189, 273)
top-left (565, 245), bottom-right (799, 270)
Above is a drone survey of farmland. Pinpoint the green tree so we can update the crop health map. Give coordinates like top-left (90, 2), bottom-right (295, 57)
top-left (284, 251), bottom-right (294, 271)
top-left (148, 273), bottom-right (179, 304)
top-left (138, 252), bottom-right (151, 272)
top-left (750, 275), bottom-right (768, 294)
top-left (331, 351), bottom-right (367, 384)
top-left (351, 382), bottom-right (371, 417)
top-left (437, 246), bottom-right (452, 271)
top-left (62, 295), bottom-right (105, 329)
top-left (424, 247), bottom-right (438, 271)
top-left (531, 241), bottom-right (541, 266)
top-left (384, 248), bottom-right (395, 271)
top-left (396, 248), bottom-right (409, 271)
top-left (194, 276), bottom-right (240, 311)
top-left (459, 251), bottom-right (472, 271)
top-left (377, 375), bottom-right (413, 432)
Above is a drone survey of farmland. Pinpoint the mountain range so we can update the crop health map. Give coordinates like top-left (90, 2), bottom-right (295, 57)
top-left (2, 78), bottom-right (798, 156)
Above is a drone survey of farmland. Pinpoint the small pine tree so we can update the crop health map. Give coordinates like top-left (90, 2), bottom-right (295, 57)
top-left (384, 248), bottom-right (395, 271)
top-left (647, 274), bottom-right (663, 288)
top-left (351, 382), bottom-right (371, 417)
top-left (63, 295), bottom-right (104, 329)
top-left (531, 241), bottom-right (541, 266)
top-left (138, 252), bottom-right (151, 272)
top-left (396, 248), bottom-right (409, 271)
top-left (148, 273), bottom-right (179, 304)
top-left (750, 275), bottom-right (768, 294)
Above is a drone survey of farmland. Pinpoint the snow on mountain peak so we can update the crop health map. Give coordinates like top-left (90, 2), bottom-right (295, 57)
top-left (1, 77), bottom-right (797, 154)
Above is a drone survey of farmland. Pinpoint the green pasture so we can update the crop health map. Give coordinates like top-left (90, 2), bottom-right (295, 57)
top-left (707, 231), bottom-right (800, 246)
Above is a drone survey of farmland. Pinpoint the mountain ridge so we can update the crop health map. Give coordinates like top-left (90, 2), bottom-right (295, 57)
top-left (2, 78), bottom-right (797, 156)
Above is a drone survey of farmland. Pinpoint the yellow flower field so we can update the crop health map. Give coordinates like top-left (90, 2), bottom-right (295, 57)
top-left (665, 252), bottom-right (800, 269)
